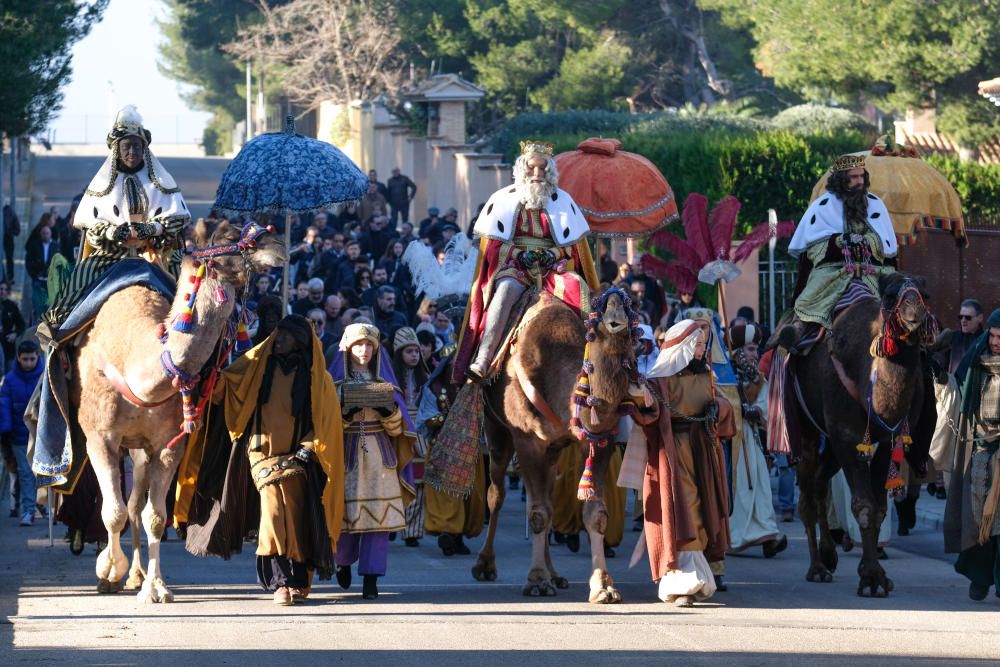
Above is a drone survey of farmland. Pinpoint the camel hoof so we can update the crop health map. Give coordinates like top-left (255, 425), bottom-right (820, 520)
top-left (551, 576), bottom-right (569, 590)
top-left (589, 586), bottom-right (622, 604)
top-left (138, 577), bottom-right (174, 604)
top-left (857, 575), bottom-right (893, 598)
top-left (471, 557), bottom-right (497, 582)
top-left (522, 580), bottom-right (557, 597)
top-left (97, 578), bottom-right (124, 594)
top-left (819, 545), bottom-right (839, 574)
top-left (805, 566), bottom-right (834, 583)
top-left (124, 569), bottom-right (146, 591)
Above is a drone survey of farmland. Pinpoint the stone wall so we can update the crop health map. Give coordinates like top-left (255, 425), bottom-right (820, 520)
top-left (317, 100), bottom-right (511, 230)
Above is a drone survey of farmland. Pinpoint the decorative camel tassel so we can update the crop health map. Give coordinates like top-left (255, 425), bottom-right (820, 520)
top-left (235, 318), bottom-right (252, 352)
top-left (181, 388), bottom-right (198, 433)
top-left (856, 427), bottom-right (873, 460)
top-left (885, 461), bottom-right (904, 496)
top-left (577, 444), bottom-right (596, 501)
top-left (173, 262), bottom-right (206, 333)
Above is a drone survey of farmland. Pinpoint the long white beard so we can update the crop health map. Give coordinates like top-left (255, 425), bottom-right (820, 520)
top-left (517, 181), bottom-right (555, 210)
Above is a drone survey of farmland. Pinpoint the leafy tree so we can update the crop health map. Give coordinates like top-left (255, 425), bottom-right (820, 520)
top-left (0, 0), bottom-right (108, 136)
top-left (701, 0), bottom-right (1000, 149)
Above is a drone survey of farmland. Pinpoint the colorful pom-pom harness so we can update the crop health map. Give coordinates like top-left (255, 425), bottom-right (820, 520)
top-left (570, 287), bottom-right (647, 500)
top-left (158, 222), bottom-right (273, 445)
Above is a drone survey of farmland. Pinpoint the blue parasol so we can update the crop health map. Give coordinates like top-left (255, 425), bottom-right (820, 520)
top-left (213, 115), bottom-right (368, 215)
top-left (212, 115), bottom-right (368, 307)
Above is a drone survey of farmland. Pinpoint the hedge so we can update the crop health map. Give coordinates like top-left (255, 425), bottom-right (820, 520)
top-left (495, 110), bottom-right (1000, 231)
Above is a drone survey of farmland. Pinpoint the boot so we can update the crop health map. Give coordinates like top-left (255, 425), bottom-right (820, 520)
top-left (437, 534), bottom-right (456, 556)
top-left (335, 565), bottom-right (352, 590)
top-left (362, 575), bottom-right (379, 600)
top-left (454, 535), bottom-right (471, 555)
top-left (468, 279), bottom-right (525, 380)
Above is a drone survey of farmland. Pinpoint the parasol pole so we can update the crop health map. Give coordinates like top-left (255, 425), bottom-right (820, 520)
top-left (767, 209), bottom-right (777, 329)
top-left (282, 211), bottom-right (291, 312)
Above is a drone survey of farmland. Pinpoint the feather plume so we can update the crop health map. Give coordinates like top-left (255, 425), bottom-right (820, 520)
top-left (643, 255), bottom-right (697, 293)
top-left (402, 240), bottom-right (445, 300)
top-left (441, 232), bottom-right (476, 296)
top-left (681, 193), bottom-right (713, 266)
top-left (708, 196), bottom-right (741, 261)
top-left (647, 229), bottom-right (703, 273)
top-left (662, 263), bottom-right (698, 294)
top-left (732, 220), bottom-right (796, 263)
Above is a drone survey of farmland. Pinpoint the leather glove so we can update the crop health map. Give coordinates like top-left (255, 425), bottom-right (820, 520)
top-left (375, 405), bottom-right (395, 418)
top-left (112, 223), bottom-right (135, 243)
top-left (293, 447), bottom-right (314, 464)
top-left (134, 223), bottom-right (159, 240)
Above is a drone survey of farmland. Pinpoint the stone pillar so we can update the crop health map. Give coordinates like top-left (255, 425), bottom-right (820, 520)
top-left (437, 101), bottom-right (466, 144)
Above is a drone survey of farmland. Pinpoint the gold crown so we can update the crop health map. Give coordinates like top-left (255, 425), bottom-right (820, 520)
top-left (831, 154), bottom-right (866, 172)
top-left (519, 140), bottom-right (554, 157)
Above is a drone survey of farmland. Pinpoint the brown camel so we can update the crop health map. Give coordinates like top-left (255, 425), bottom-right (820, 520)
top-left (70, 221), bottom-right (285, 602)
top-left (789, 272), bottom-right (932, 597)
top-left (471, 287), bottom-right (637, 603)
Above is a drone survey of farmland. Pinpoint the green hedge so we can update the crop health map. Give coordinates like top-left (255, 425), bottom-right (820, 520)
top-left (925, 155), bottom-right (1000, 225)
top-left (498, 110), bottom-right (1000, 233)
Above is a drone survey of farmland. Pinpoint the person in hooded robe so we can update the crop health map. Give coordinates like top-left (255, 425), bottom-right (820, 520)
top-left (39, 106), bottom-right (190, 339)
top-left (945, 308), bottom-right (1000, 601)
top-left (330, 323), bottom-right (416, 600)
top-left (632, 319), bottom-right (734, 607)
top-left (178, 314), bottom-right (344, 607)
top-left (392, 327), bottom-right (429, 548)
top-left (726, 322), bottom-right (787, 558)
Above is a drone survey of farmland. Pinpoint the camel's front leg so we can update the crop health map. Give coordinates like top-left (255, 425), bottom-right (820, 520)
top-left (137, 449), bottom-right (178, 604)
top-left (125, 449), bottom-right (150, 591)
top-left (845, 453), bottom-right (893, 597)
top-left (583, 444), bottom-right (619, 603)
top-left (88, 434), bottom-right (128, 593)
top-left (521, 448), bottom-right (558, 597)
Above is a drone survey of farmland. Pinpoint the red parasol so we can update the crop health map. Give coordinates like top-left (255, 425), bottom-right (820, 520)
top-left (555, 137), bottom-right (678, 238)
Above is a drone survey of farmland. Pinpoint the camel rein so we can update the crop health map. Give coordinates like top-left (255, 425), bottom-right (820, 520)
top-left (100, 222), bottom-right (271, 449)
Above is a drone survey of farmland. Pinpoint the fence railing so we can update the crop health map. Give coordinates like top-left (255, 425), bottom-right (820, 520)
top-left (757, 255), bottom-right (798, 331)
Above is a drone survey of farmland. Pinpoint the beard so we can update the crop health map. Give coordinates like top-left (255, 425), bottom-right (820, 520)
top-left (685, 357), bottom-right (709, 374)
top-left (517, 180), bottom-right (556, 210)
top-left (840, 187), bottom-right (869, 225)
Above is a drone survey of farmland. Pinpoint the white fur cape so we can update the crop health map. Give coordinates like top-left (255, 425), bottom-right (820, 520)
top-left (788, 191), bottom-right (896, 259)
top-left (473, 185), bottom-right (590, 247)
top-left (77, 151), bottom-right (189, 228)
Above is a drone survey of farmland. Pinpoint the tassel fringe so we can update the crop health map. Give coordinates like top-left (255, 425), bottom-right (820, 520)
top-left (577, 444), bottom-right (596, 501)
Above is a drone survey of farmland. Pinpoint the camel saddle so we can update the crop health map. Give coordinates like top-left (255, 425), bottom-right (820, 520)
top-left (32, 259), bottom-right (176, 491)
top-left (483, 290), bottom-right (560, 380)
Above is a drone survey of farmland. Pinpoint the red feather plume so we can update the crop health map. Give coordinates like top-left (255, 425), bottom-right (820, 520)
top-left (648, 228), bottom-right (704, 273)
top-left (680, 193), bottom-right (713, 266)
top-left (732, 220), bottom-right (796, 263)
top-left (708, 196), bottom-right (741, 261)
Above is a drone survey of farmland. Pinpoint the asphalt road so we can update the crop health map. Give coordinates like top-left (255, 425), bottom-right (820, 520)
top-left (0, 481), bottom-right (996, 666)
top-left (31, 154), bottom-right (231, 221)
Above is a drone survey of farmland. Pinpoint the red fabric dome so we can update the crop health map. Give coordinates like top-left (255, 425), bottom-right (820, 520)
top-left (555, 137), bottom-right (678, 238)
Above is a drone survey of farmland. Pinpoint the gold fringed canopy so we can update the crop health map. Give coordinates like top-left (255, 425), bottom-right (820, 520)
top-left (811, 150), bottom-right (966, 247)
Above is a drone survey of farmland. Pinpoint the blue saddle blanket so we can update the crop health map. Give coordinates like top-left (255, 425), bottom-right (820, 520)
top-left (32, 259), bottom-right (176, 489)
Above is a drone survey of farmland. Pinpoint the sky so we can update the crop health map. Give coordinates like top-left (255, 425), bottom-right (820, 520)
top-left (48, 0), bottom-right (211, 145)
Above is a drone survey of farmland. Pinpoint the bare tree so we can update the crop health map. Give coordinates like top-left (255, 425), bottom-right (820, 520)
top-left (227, 0), bottom-right (404, 109)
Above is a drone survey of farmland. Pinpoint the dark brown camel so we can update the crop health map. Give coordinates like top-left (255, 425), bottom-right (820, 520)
top-left (471, 288), bottom-right (636, 602)
top-left (789, 272), bottom-right (932, 597)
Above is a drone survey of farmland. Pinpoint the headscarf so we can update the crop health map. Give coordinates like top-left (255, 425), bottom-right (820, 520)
top-left (957, 308), bottom-right (1000, 419)
top-left (648, 319), bottom-right (704, 379)
top-left (339, 322), bottom-right (380, 352)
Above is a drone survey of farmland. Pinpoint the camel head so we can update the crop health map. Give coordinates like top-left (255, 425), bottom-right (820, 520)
top-left (597, 289), bottom-right (630, 336)
top-left (194, 220), bottom-right (288, 287)
top-left (879, 272), bottom-right (929, 334)
top-left (584, 287), bottom-right (640, 405)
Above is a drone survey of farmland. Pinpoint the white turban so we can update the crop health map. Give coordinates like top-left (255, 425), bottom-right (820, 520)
top-left (647, 319), bottom-right (704, 379)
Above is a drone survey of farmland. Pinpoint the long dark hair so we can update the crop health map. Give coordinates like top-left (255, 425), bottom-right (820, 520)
top-left (392, 345), bottom-right (428, 402)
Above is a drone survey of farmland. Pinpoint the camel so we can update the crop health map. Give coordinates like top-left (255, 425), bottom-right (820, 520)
top-left (788, 272), bottom-right (933, 597)
top-left (68, 221), bottom-right (285, 602)
top-left (471, 287), bottom-right (638, 603)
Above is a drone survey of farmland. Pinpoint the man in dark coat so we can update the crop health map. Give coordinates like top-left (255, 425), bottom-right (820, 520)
top-left (386, 168), bottom-right (417, 226)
